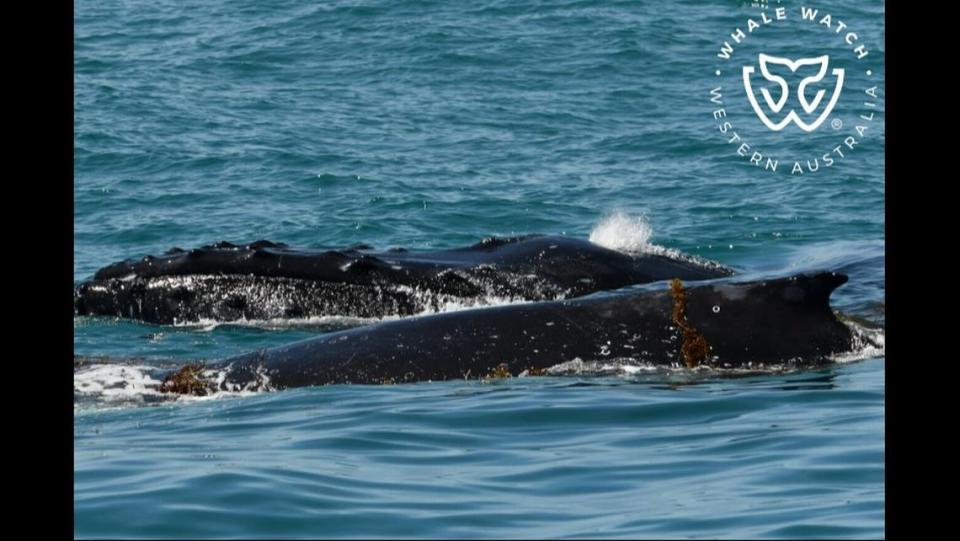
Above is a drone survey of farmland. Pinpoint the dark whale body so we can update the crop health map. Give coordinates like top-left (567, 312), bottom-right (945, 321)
top-left (198, 272), bottom-right (853, 391)
top-left (75, 235), bottom-right (732, 324)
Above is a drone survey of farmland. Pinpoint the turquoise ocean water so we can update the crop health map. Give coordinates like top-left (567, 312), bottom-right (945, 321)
top-left (74, 0), bottom-right (885, 537)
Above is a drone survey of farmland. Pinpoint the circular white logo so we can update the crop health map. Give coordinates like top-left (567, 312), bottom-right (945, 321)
top-left (709, 3), bottom-right (882, 175)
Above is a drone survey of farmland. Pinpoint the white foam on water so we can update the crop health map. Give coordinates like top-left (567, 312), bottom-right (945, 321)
top-left (832, 320), bottom-right (886, 364)
top-left (175, 314), bottom-right (388, 332)
top-left (75, 361), bottom-right (277, 409)
top-left (545, 358), bottom-right (668, 377)
top-left (74, 364), bottom-right (165, 403)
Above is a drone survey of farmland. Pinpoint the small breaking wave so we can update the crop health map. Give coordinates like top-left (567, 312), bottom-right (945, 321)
top-left (74, 363), bottom-right (170, 408)
top-left (74, 361), bottom-right (267, 409)
top-left (541, 358), bottom-right (799, 381)
top-left (833, 320), bottom-right (885, 364)
top-left (173, 314), bottom-right (391, 332)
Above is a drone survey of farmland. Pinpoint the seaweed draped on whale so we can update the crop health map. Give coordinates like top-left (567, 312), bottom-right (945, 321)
top-left (74, 234), bottom-right (733, 324)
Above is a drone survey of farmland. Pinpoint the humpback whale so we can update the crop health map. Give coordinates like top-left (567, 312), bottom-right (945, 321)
top-left (74, 235), bottom-right (732, 325)
top-left (159, 272), bottom-right (854, 394)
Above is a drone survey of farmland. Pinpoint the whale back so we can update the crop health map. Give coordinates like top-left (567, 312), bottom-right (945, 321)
top-left (686, 272), bottom-right (852, 366)
top-left (206, 272), bottom-right (853, 391)
top-left (76, 235), bottom-right (734, 324)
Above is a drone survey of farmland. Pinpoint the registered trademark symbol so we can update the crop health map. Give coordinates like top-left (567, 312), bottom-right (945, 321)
top-left (831, 119), bottom-right (843, 130)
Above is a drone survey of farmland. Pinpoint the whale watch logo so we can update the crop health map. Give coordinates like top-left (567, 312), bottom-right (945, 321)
top-left (708, 5), bottom-right (881, 176)
top-left (742, 53), bottom-right (844, 132)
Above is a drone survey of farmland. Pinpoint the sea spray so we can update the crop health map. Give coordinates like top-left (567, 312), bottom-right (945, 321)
top-left (589, 211), bottom-right (655, 253)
